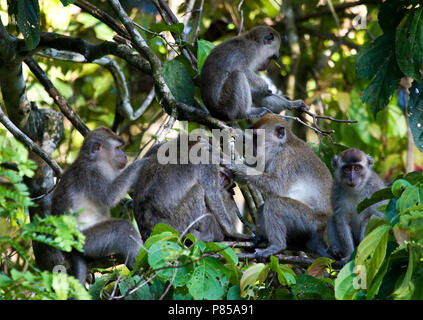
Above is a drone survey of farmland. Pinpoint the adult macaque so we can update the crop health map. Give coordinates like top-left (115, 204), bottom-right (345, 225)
top-left (327, 148), bottom-right (386, 263)
top-left (48, 127), bottom-right (145, 284)
top-left (224, 114), bottom-right (333, 258)
top-left (133, 137), bottom-right (249, 242)
top-left (200, 26), bottom-right (306, 121)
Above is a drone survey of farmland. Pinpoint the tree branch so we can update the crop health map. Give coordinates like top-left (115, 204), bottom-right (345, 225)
top-left (0, 103), bottom-right (63, 177)
top-left (24, 57), bottom-right (90, 136)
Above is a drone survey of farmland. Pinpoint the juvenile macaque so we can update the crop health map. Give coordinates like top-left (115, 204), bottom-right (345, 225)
top-left (48, 127), bottom-right (145, 283)
top-left (200, 26), bottom-right (306, 121)
top-left (224, 114), bottom-right (333, 258)
top-left (327, 148), bottom-right (386, 263)
top-left (133, 137), bottom-right (248, 242)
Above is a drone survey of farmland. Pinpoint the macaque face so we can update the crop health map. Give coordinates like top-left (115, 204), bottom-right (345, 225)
top-left (112, 141), bottom-right (128, 169)
top-left (341, 164), bottom-right (364, 187)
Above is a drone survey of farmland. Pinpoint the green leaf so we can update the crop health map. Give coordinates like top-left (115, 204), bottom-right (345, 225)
top-left (291, 274), bottom-right (334, 300)
top-left (357, 32), bottom-right (403, 115)
top-left (357, 187), bottom-right (393, 213)
top-left (378, 0), bottom-right (414, 32)
top-left (269, 256), bottom-right (296, 286)
top-left (395, 6), bottom-right (423, 79)
top-left (197, 39), bottom-right (215, 73)
top-left (162, 59), bottom-right (195, 105)
top-left (227, 285), bottom-right (242, 300)
top-left (205, 242), bottom-right (238, 266)
top-left (408, 80), bottom-right (423, 152)
top-left (355, 224), bottom-right (390, 287)
top-left (392, 249), bottom-right (416, 299)
top-left (148, 241), bottom-right (191, 287)
top-left (306, 257), bottom-right (334, 279)
top-left (150, 22), bottom-right (184, 35)
top-left (187, 257), bottom-right (230, 300)
top-left (334, 261), bottom-right (359, 300)
top-left (119, 275), bottom-right (152, 300)
top-left (16, 0), bottom-right (40, 50)
top-left (240, 263), bottom-right (269, 298)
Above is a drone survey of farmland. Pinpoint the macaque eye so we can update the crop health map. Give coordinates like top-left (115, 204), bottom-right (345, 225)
top-left (263, 32), bottom-right (274, 45)
top-left (274, 125), bottom-right (285, 139)
top-left (343, 166), bottom-right (351, 173)
top-left (354, 165), bottom-right (362, 172)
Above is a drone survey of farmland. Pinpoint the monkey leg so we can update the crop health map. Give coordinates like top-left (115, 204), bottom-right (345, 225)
top-left (70, 252), bottom-right (88, 284)
top-left (258, 197), bottom-right (330, 258)
top-left (326, 216), bottom-right (344, 259)
top-left (218, 70), bottom-right (271, 120)
top-left (334, 214), bottom-right (355, 259)
top-left (32, 241), bottom-right (67, 273)
top-left (256, 94), bottom-right (306, 114)
top-left (82, 219), bottom-right (143, 271)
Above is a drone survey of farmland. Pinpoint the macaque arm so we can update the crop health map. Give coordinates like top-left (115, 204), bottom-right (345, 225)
top-left (334, 214), bottom-right (355, 258)
top-left (224, 162), bottom-right (282, 197)
top-left (90, 160), bottom-right (145, 207)
top-left (257, 94), bottom-right (306, 114)
top-left (244, 70), bottom-right (271, 98)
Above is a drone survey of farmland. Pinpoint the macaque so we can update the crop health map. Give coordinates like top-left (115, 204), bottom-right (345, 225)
top-left (133, 137), bottom-right (249, 242)
top-left (225, 114), bottom-right (333, 258)
top-left (327, 148), bottom-right (386, 263)
top-left (200, 26), bottom-right (306, 121)
top-left (47, 127), bottom-right (145, 283)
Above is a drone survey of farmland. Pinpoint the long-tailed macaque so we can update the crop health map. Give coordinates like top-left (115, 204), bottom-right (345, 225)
top-left (45, 127), bottom-right (145, 284)
top-left (327, 148), bottom-right (386, 263)
top-left (200, 26), bottom-right (306, 121)
top-left (224, 114), bottom-right (333, 258)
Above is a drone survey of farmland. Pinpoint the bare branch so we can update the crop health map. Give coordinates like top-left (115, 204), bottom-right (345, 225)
top-left (0, 103), bottom-right (63, 177)
top-left (24, 57), bottom-right (90, 136)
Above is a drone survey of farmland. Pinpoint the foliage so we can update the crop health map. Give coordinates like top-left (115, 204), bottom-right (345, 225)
top-left (0, 130), bottom-right (88, 299)
top-left (334, 172), bottom-right (423, 300)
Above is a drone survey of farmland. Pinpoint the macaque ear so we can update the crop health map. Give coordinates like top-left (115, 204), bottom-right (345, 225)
top-left (367, 155), bottom-right (374, 168)
top-left (89, 140), bottom-right (103, 156)
top-left (331, 155), bottom-right (338, 169)
top-left (263, 32), bottom-right (274, 45)
top-left (274, 125), bottom-right (285, 139)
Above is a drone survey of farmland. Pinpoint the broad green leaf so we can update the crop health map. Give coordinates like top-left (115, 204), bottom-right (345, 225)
top-left (148, 241), bottom-right (191, 287)
top-left (334, 261), bottom-right (359, 300)
top-left (16, 0), bottom-right (40, 50)
top-left (197, 39), bottom-right (215, 73)
top-left (396, 184), bottom-right (422, 212)
top-left (378, 0), bottom-right (414, 32)
top-left (408, 80), bottom-right (423, 152)
top-left (269, 256), bottom-right (296, 286)
top-left (162, 59), bottom-right (195, 105)
top-left (357, 187), bottom-right (393, 213)
top-left (205, 242), bottom-right (238, 266)
top-left (291, 274), bottom-right (334, 300)
top-left (119, 275), bottom-right (152, 300)
top-left (227, 285), bottom-right (242, 300)
top-left (395, 6), bottom-right (423, 80)
top-left (392, 249), bottom-right (416, 299)
top-left (240, 263), bottom-right (269, 298)
top-left (364, 215), bottom-right (389, 237)
top-left (306, 257), bottom-right (334, 279)
top-left (151, 223), bottom-right (179, 237)
top-left (187, 257), bottom-right (230, 300)
top-left (150, 22), bottom-right (184, 35)
top-left (357, 32), bottom-right (403, 115)
top-left (355, 224), bottom-right (390, 287)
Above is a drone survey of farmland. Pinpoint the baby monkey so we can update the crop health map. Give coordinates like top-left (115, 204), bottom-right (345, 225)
top-left (200, 26), bottom-right (306, 121)
top-left (327, 148), bottom-right (386, 264)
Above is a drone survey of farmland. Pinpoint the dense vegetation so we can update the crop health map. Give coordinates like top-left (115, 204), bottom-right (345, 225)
top-left (0, 0), bottom-right (423, 300)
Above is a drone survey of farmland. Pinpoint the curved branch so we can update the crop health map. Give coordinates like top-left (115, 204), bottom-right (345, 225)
top-left (0, 103), bottom-right (63, 177)
top-left (24, 57), bottom-right (90, 136)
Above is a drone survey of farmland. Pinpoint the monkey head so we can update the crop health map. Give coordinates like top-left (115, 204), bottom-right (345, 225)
top-left (81, 127), bottom-right (128, 171)
top-left (244, 26), bottom-right (281, 71)
top-left (249, 114), bottom-right (293, 166)
top-left (332, 148), bottom-right (374, 189)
